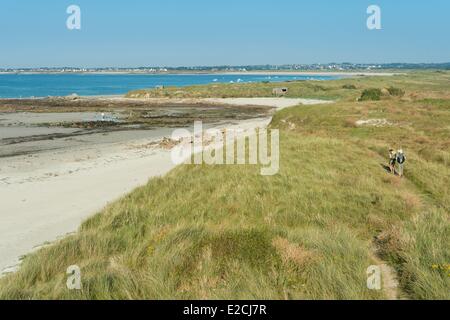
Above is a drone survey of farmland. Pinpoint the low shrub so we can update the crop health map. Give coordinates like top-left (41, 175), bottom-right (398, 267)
top-left (359, 88), bottom-right (382, 101)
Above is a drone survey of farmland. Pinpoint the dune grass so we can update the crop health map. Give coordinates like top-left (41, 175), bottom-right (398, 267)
top-left (0, 71), bottom-right (449, 300)
top-left (270, 97), bottom-right (450, 299)
top-left (126, 71), bottom-right (450, 101)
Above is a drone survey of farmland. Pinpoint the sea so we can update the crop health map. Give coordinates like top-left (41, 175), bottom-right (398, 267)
top-left (0, 73), bottom-right (341, 98)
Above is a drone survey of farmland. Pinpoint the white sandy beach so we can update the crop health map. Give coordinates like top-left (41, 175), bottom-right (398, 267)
top-left (0, 97), bottom-right (329, 274)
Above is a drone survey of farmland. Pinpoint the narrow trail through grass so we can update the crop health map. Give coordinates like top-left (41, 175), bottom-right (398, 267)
top-left (368, 249), bottom-right (401, 300)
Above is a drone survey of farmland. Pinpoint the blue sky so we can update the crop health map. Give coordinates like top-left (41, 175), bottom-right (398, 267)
top-left (1, 0), bottom-right (449, 67)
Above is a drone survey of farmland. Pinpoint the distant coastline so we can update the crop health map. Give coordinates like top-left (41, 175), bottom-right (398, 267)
top-left (0, 70), bottom-right (400, 76)
top-left (0, 73), bottom-right (342, 98)
top-left (1, 62), bottom-right (448, 75)
top-left (221, 71), bottom-right (400, 76)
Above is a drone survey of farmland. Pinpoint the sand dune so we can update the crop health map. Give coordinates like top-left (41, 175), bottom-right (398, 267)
top-left (0, 97), bottom-right (326, 274)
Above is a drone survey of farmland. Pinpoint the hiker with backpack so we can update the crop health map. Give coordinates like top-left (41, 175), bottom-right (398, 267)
top-left (396, 149), bottom-right (406, 177)
top-left (388, 148), bottom-right (397, 174)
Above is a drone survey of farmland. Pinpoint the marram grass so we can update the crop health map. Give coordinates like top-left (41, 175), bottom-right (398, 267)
top-left (1, 71), bottom-right (449, 300)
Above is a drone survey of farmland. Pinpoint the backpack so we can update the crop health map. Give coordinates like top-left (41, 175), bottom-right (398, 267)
top-left (397, 153), bottom-right (405, 164)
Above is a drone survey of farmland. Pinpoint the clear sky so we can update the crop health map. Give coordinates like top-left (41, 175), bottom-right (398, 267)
top-left (1, 0), bottom-right (449, 67)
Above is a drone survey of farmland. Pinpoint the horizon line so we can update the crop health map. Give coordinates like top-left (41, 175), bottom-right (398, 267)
top-left (2, 62), bottom-right (450, 70)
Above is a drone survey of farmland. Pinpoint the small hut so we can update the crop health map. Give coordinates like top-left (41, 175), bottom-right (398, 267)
top-left (272, 87), bottom-right (288, 96)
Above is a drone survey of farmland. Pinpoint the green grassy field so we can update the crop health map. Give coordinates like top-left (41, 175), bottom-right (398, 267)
top-left (127, 71), bottom-right (450, 101)
top-left (1, 71), bottom-right (449, 299)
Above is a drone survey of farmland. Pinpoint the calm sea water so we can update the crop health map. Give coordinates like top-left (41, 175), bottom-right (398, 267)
top-left (0, 73), bottom-right (340, 98)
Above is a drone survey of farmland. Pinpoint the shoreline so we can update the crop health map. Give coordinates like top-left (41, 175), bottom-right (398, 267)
top-left (0, 71), bottom-right (396, 99)
top-left (0, 71), bottom-right (399, 76)
top-left (220, 71), bottom-right (400, 76)
top-left (0, 97), bottom-right (327, 274)
top-left (0, 71), bottom-right (398, 100)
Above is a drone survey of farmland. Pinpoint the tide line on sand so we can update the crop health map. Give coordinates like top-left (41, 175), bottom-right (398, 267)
top-left (0, 97), bottom-right (332, 275)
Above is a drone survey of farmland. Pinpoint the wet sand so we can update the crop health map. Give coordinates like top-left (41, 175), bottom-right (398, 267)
top-left (0, 97), bottom-right (326, 274)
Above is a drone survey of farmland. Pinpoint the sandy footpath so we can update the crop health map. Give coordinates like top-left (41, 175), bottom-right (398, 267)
top-left (202, 97), bottom-right (333, 110)
top-left (0, 97), bottom-right (327, 274)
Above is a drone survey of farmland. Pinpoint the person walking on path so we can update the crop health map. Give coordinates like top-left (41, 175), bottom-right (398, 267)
top-left (388, 148), bottom-right (397, 174)
top-left (396, 149), bottom-right (406, 178)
